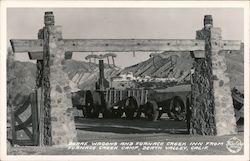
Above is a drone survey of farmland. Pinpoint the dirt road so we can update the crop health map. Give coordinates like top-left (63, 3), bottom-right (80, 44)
top-left (8, 115), bottom-right (244, 155)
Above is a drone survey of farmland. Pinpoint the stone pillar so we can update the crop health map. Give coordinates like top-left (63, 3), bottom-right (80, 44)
top-left (190, 22), bottom-right (216, 135)
top-left (42, 12), bottom-right (77, 145)
top-left (190, 15), bottom-right (237, 136)
top-left (210, 28), bottom-right (237, 136)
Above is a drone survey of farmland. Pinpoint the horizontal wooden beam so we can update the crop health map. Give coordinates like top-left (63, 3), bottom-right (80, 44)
top-left (10, 39), bottom-right (43, 53)
top-left (10, 39), bottom-right (205, 53)
top-left (221, 40), bottom-right (242, 50)
top-left (10, 39), bottom-right (241, 60)
top-left (193, 50), bottom-right (205, 58)
top-left (28, 51), bottom-right (72, 60)
top-left (63, 39), bottom-right (205, 52)
top-left (28, 52), bottom-right (43, 60)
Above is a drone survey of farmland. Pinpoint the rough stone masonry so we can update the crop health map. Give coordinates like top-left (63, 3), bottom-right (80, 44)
top-left (41, 12), bottom-right (77, 145)
top-left (190, 15), bottom-right (237, 136)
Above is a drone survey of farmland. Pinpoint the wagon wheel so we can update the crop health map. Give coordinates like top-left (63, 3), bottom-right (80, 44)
top-left (85, 91), bottom-right (99, 118)
top-left (124, 97), bottom-right (138, 119)
top-left (145, 101), bottom-right (159, 121)
top-left (111, 105), bottom-right (124, 118)
top-left (169, 97), bottom-right (186, 121)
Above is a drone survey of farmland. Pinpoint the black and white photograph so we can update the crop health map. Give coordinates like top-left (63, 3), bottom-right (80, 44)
top-left (0, 1), bottom-right (249, 161)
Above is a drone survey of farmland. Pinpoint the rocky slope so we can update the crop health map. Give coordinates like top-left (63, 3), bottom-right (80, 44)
top-left (225, 43), bottom-right (244, 93)
top-left (120, 51), bottom-right (193, 82)
top-left (7, 59), bottom-right (36, 129)
top-left (64, 60), bottom-right (121, 91)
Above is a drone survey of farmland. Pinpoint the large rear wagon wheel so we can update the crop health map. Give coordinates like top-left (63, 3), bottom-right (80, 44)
top-left (145, 101), bottom-right (159, 121)
top-left (124, 97), bottom-right (138, 119)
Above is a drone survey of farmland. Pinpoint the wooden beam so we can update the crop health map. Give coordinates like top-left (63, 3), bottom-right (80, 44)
top-left (193, 50), bottom-right (205, 58)
top-left (10, 39), bottom-right (205, 53)
top-left (10, 39), bottom-right (43, 53)
top-left (10, 39), bottom-right (241, 60)
top-left (28, 52), bottom-right (43, 60)
top-left (63, 39), bottom-right (205, 52)
top-left (221, 40), bottom-right (241, 50)
top-left (28, 52), bottom-right (72, 60)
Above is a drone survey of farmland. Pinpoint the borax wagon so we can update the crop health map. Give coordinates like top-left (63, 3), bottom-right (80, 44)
top-left (72, 55), bottom-right (191, 121)
top-left (72, 54), bottom-right (244, 122)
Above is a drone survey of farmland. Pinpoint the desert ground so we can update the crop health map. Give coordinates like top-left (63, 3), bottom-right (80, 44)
top-left (8, 114), bottom-right (244, 155)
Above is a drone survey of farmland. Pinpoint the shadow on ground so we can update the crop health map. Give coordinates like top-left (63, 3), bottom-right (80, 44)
top-left (74, 116), bottom-right (188, 134)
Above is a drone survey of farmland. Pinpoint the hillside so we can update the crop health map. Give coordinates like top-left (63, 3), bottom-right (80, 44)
top-left (64, 60), bottom-right (120, 91)
top-left (7, 59), bottom-right (121, 94)
top-left (7, 61), bottom-right (36, 107)
top-left (120, 51), bottom-right (193, 82)
top-left (6, 59), bottom-right (120, 129)
top-left (7, 60), bottom-right (36, 128)
top-left (225, 43), bottom-right (244, 93)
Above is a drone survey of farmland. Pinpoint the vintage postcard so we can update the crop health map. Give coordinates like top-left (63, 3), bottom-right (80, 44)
top-left (0, 1), bottom-right (249, 161)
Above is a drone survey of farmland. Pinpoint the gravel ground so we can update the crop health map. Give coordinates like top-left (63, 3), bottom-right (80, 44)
top-left (7, 115), bottom-right (244, 155)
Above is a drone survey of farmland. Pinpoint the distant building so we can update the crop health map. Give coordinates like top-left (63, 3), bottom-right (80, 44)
top-left (113, 72), bottom-right (178, 82)
top-left (113, 72), bottom-right (136, 82)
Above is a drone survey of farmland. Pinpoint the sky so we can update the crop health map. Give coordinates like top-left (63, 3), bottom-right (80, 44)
top-left (7, 8), bottom-right (244, 67)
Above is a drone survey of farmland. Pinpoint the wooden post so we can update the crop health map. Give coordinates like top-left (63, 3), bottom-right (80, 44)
top-left (10, 105), bottom-right (16, 145)
top-left (31, 91), bottom-right (39, 145)
top-left (37, 25), bottom-right (44, 146)
top-left (42, 13), bottom-right (53, 145)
